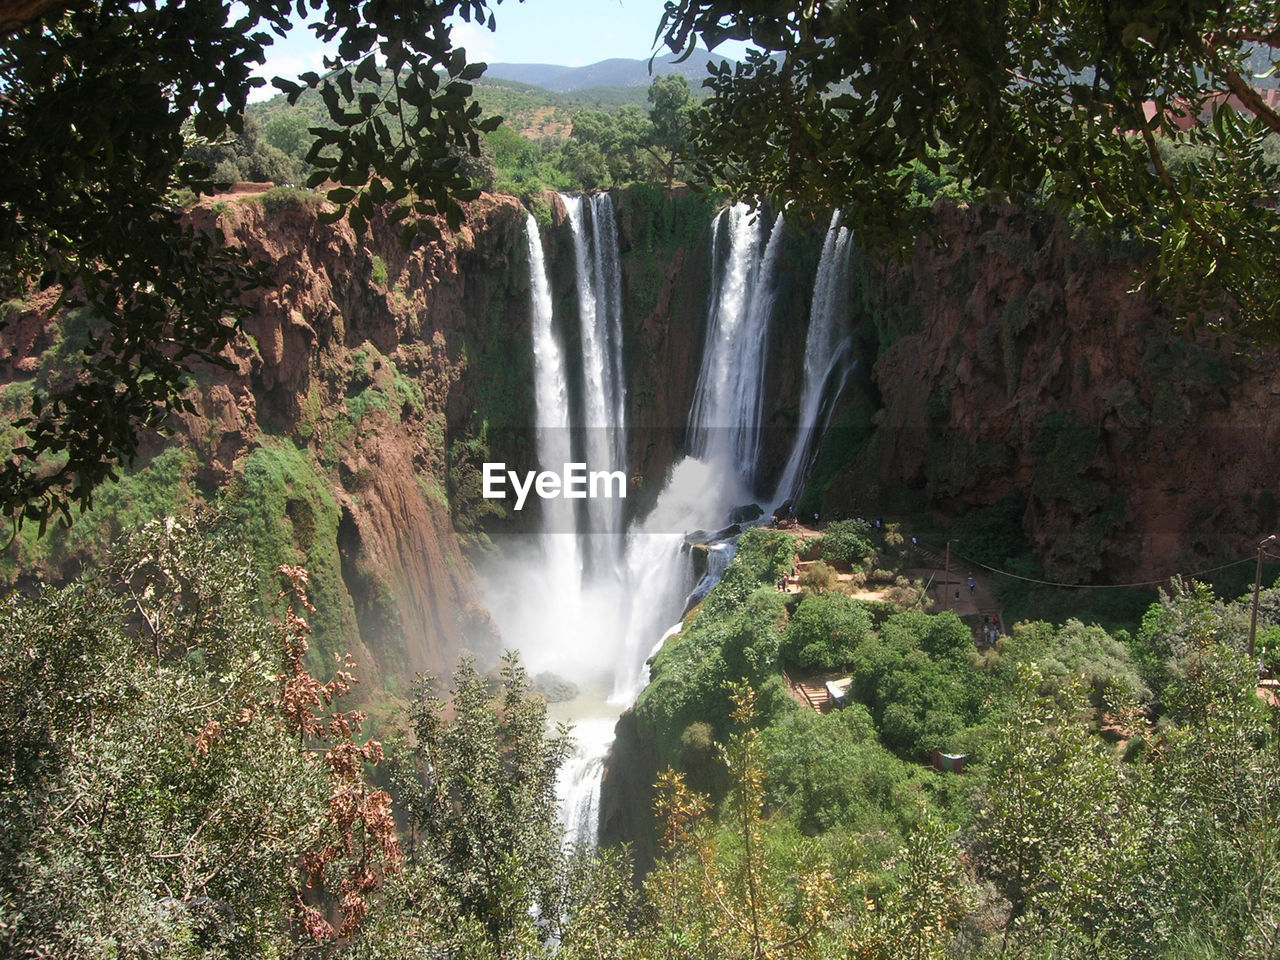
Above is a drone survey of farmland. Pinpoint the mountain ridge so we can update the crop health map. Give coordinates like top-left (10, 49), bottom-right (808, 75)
top-left (481, 51), bottom-right (736, 92)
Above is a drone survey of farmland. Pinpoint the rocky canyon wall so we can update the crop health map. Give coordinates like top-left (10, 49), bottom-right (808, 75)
top-left (810, 202), bottom-right (1280, 584)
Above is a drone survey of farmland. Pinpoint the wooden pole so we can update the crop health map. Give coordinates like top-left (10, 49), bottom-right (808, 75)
top-left (1249, 534), bottom-right (1276, 660)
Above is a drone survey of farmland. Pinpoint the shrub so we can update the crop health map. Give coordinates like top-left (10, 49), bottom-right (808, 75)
top-left (818, 519), bottom-right (875, 566)
top-left (783, 593), bottom-right (874, 669)
top-left (257, 185), bottom-right (323, 213)
top-left (759, 706), bottom-right (938, 838)
top-left (799, 561), bottom-right (837, 594)
top-left (0, 514), bottom-right (392, 954)
top-left (371, 255), bottom-right (389, 289)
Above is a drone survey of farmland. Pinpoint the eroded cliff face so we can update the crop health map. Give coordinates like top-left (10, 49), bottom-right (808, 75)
top-left (814, 202), bottom-right (1280, 582)
top-left (0, 189), bottom-right (545, 693)
top-left (180, 191), bottom-right (545, 688)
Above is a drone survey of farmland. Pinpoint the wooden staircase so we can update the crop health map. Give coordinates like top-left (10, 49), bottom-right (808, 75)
top-left (794, 681), bottom-right (830, 713)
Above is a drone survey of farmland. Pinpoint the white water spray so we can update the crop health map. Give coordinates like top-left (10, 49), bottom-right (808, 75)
top-left (561, 194), bottom-right (627, 566)
top-left (526, 213), bottom-right (582, 590)
top-left (687, 205), bottom-right (785, 485)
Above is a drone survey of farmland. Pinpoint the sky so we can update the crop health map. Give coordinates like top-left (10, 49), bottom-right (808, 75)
top-left (251, 0), bottom-right (751, 99)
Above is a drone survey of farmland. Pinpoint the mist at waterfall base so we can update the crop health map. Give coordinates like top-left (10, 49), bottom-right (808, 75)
top-left (481, 456), bottom-right (752, 697)
top-left (478, 200), bottom-right (854, 848)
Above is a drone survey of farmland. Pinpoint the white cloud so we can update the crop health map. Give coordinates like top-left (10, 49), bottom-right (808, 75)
top-left (449, 19), bottom-right (500, 64)
top-left (249, 19), bottom-right (338, 102)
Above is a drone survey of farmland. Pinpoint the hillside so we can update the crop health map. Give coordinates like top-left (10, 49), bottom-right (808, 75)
top-left (247, 65), bottom-right (700, 144)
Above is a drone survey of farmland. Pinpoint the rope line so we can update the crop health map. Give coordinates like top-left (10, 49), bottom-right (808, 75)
top-left (942, 550), bottom-right (1262, 591)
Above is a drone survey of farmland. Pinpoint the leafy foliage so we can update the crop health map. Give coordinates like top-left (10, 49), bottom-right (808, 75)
top-left (0, 513), bottom-right (397, 956)
top-left (562, 107), bottom-right (653, 189)
top-left (0, 0), bottom-right (519, 530)
top-left (643, 74), bottom-right (696, 188)
top-left (648, 685), bottom-right (839, 960)
top-left (813, 517), bottom-right (874, 566)
top-left (184, 112), bottom-right (300, 185)
top-left (971, 668), bottom-right (1123, 925)
top-left (757, 704), bottom-right (939, 838)
top-left (371, 656), bottom-right (570, 957)
top-left (782, 592), bottom-right (873, 669)
top-left (657, 0), bottom-right (1280, 338)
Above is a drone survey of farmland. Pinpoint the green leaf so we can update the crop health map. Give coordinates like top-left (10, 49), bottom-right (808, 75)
top-left (355, 55), bottom-right (381, 86)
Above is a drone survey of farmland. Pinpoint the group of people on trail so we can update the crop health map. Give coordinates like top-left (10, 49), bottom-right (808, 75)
top-left (980, 614), bottom-right (1001, 647)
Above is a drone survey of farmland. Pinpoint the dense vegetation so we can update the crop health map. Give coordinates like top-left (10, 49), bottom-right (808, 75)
top-left (633, 526), bottom-right (1280, 957)
top-left (5, 516), bottom-right (1278, 957)
top-left (656, 0), bottom-right (1280, 338)
top-left (239, 72), bottom-right (701, 202)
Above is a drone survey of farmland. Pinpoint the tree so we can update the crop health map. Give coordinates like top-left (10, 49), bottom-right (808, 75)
top-left (0, 513), bottom-right (399, 955)
top-left (782, 591), bottom-right (873, 668)
top-left (184, 112), bottom-right (300, 184)
top-left (970, 667), bottom-right (1126, 946)
top-left (816, 518), bottom-right (874, 567)
top-left (561, 114), bottom-right (614, 190)
top-left (648, 684), bottom-right (838, 960)
top-left (656, 0), bottom-right (1280, 340)
top-left (375, 655), bottom-right (570, 958)
top-left (797, 559), bottom-right (836, 594)
top-left (0, 0), bottom-right (512, 530)
top-left (971, 632), bottom-right (1280, 955)
top-left (563, 107), bottom-right (652, 188)
top-left (263, 107), bottom-right (315, 164)
top-left (644, 74), bottom-right (695, 188)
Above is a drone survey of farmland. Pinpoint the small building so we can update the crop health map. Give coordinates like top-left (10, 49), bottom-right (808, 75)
top-left (932, 750), bottom-right (968, 774)
top-left (825, 677), bottom-right (853, 709)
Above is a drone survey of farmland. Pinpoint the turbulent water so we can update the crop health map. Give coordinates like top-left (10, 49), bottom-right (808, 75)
top-left (687, 205), bottom-right (785, 488)
top-left (485, 199), bottom-right (822, 850)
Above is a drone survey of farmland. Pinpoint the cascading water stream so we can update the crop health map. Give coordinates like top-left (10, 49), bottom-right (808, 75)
top-left (525, 213), bottom-right (581, 590)
top-left (687, 205), bottom-right (785, 485)
top-left (561, 193), bottom-right (627, 569)
top-left (485, 198), bottom-right (788, 851)
top-left (611, 205), bottom-right (785, 699)
top-left (772, 211), bottom-right (855, 511)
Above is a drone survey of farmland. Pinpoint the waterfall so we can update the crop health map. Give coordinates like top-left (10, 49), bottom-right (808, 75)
top-left (611, 205), bottom-right (785, 700)
top-left (686, 205), bottom-right (785, 487)
top-left (561, 193), bottom-right (627, 566)
top-left (489, 199), bottom-right (640, 851)
top-left (525, 213), bottom-right (581, 589)
top-left (484, 197), bottom-right (791, 852)
top-left (554, 716), bottom-right (615, 848)
top-left (772, 211), bottom-right (855, 511)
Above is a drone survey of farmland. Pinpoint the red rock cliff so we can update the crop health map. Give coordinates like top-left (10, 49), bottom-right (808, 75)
top-left (816, 202), bottom-right (1280, 583)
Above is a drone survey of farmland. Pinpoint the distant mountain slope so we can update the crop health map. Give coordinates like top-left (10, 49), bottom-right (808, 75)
top-left (483, 52), bottom-right (735, 92)
top-left (245, 53), bottom-right (737, 154)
